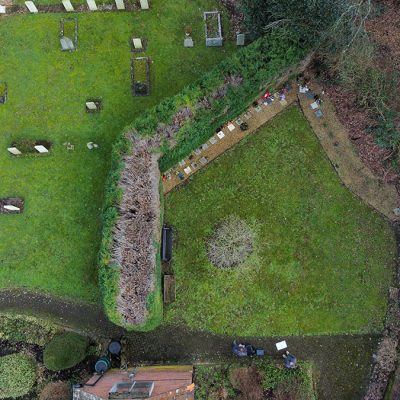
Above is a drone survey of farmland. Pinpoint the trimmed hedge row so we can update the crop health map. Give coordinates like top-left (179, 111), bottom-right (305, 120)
top-left (99, 30), bottom-right (308, 330)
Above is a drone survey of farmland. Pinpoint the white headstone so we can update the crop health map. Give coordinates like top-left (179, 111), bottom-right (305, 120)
top-left (86, 101), bottom-right (97, 110)
top-left (227, 123), bottom-right (235, 132)
top-left (7, 147), bottom-right (22, 155)
top-left (132, 38), bottom-right (143, 49)
top-left (184, 38), bottom-right (194, 48)
top-left (62, 0), bottom-right (74, 11)
top-left (236, 33), bottom-right (245, 46)
top-left (60, 37), bottom-right (75, 51)
top-left (217, 131), bottom-right (225, 139)
top-left (34, 145), bottom-right (49, 153)
top-left (115, 0), bottom-right (124, 10)
top-left (0, 5), bottom-right (6, 13)
top-left (25, 1), bottom-right (38, 13)
top-left (276, 340), bottom-right (287, 351)
top-left (4, 205), bottom-right (20, 211)
top-left (139, 0), bottom-right (149, 9)
top-left (86, 0), bottom-right (97, 10)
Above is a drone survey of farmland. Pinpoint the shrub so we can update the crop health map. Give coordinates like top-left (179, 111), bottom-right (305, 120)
top-left (43, 332), bottom-right (88, 371)
top-left (207, 216), bottom-right (254, 268)
top-left (39, 381), bottom-right (70, 400)
top-left (0, 353), bottom-right (36, 399)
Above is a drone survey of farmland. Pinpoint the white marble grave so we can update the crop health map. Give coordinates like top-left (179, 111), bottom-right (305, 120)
top-left (227, 123), bottom-right (235, 132)
top-left (139, 0), bottom-right (149, 9)
top-left (4, 205), bottom-right (20, 211)
top-left (25, 1), bottom-right (38, 13)
top-left (217, 131), bottom-right (225, 139)
top-left (7, 147), bottom-right (22, 155)
top-left (0, 5), bottom-right (6, 13)
top-left (132, 38), bottom-right (143, 49)
top-left (86, 101), bottom-right (97, 110)
top-left (86, 0), bottom-right (97, 10)
top-left (34, 145), bottom-right (49, 153)
top-left (62, 0), bottom-right (74, 11)
top-left (115, 0), bottom-right (124, 9)
top-left (183, 166), bottom-right (192, 175)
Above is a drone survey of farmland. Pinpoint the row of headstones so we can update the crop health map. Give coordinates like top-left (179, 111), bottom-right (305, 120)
top-left (0, 0), bottom-right (149, 13)
top-left (7, 145), bottom-right (49, 155)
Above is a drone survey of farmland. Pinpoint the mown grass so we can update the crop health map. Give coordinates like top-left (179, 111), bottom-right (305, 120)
top-left (0, 1), bottom-right (234, 302)
top-left (164, 105), bottom-right (396, 336)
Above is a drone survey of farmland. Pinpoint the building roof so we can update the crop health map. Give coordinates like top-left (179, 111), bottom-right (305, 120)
top-left (81, 365), bottom-right (194, 400)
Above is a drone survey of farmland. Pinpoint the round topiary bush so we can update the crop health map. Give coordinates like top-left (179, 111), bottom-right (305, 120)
top-left (206, 216), bottom-right (254, 268)
top-left (43, 332), bottom-right (88, 371)
top-left (0, 353), bottom-right (36, 399)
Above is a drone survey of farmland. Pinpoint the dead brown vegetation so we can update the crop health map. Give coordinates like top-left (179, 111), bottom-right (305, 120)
top-left (112, 138), bottom-right (161, 325)
top-left (39, 381), bottom-right (70, 400)
top-left (229, 367), bottom-right (264, 400)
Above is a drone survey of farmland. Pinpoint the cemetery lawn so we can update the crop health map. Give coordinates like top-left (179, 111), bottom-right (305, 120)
top-left (0, 0), bottom-right (234, 303)
top-left (164, 105), bottom-right (396, 337)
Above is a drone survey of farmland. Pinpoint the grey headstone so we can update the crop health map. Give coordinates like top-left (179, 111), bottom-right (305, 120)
top-left (60, 37), bottom-right (75, 51)
top-left (139, 0), bottom-right (149, 9)
top-left (184, 38), bottom-right (194, 48)
top-left (62, 0), bottom-right (74, 11)
top-left (86, 0), bottom-right (97, 10)
top-left (236, 33), bottom-right (245, 46)
top-left (0, 5), bottom-right (6, 13)
top-left (393, 208), bottom-right (400, 216)
top-left (115, 0), bottom-right (124, 9)
top-left (4, 205), bottom-right (20, 211)
top-left (25, 1), bottom-right (38, 12)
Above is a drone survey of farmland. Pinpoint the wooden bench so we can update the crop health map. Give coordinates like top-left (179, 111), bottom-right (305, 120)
top-left (161, 226), bottom-right (173, 262)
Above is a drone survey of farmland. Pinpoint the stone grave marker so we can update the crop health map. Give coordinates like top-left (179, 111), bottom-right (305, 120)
top-left (0, 5), bottom-right (6, 13)
top-left (132, 38), bottom-right (143, 50)
top-left (236, 33), bottom-right (245, 46)
top-left (34, 145), bottom-right (49, 153)
top-left (25, 1), bottom-right (38, 12)
top-left (139, 0), bottom-right (149, 9)
top-left (86, 101), bottom-right (97, 111)
top-left (60, 37), bottom-right (75, 51)
top-left (7, 147), bottom-right (22, 155)
top-left (217, 131), bottom-right (225, 139)
top-left (184, 38), bottom-right (194, 48)
top-left (4, 205), bottom-right (20, 211)
top-left (62, 0), bottom-right (74, 11)
top-left (115, 0), bottom-right (124, 10)
top-left (86, 0), bottom-right (97, 10)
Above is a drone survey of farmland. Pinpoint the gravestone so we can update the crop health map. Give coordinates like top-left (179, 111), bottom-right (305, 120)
top-left (4, 205), bottom-right (20, 211)
top-left (86, 101), bottom-right (97, 111)
top-left (34, 145), bottom-right (49, 153)
top-left (0, 5), bottom-right (6, 13)
top-left (86, 0), bottom-right (97, 10)
top-left (25, 1), bottom-right (38, 13)
top-left (115, 0), bottom-right (124, 10)
top-left (139, 0), bottom-right (149, 9)
top-left (62, 0), bottom-right (74, 11)
top-left (132, 38), bottom-right (143, 50)
top-left (60, 37), bottom-right (75, 51)
top-left (184, 38), bottom-right (194, 48)
top-left (236, 33), bottom-right (245, 46)
top-left (7, 147), bottom-right (22, 155)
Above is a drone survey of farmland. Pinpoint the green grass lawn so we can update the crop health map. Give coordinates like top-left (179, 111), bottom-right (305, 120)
top-left (164, 105), bottom-right (396, 337)
top-left (0, 1), bottom-right (234, 302)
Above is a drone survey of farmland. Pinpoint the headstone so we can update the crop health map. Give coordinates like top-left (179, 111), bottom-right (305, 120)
top-left (310, 101), bottom-right (319, 110)
top-left (139, 0), bottom-right (149, 9)
top-left (209, 136), bottom-right (218, 145)
top-left (86, 0), bottom-right (97, 10)
top-left (393, 208), bottom-right (400, 216)
top-left (4, 205), bottom-right (20, 211)
top-left (62, 0), bottom-right (74, 11)
top-left (60, 37), bottom-right (75, 51)
top-left (236, 33), bottom-right (245, 46)
top-left (34, 145), bottom-right (49, 153)
top-left (178, 160), bottom-right (185, 167)
top-left (87, 142), bottom-right (94, 149)
top-left (0, 5), bottom-right (6, 13)
top-left (132, 38), bottom-right (143, 49)
top-left (7, 147), bottom-right (22, 155)
top-left (217, 131), bottom-right (225, 139)
top-left (314, 109), bottom-right (323, 118)
top-left (227, 123), bottom-right (235, 132)
top-left (115, 0), bottom-right (124, 10)
top-left (199, 156), bottom-right (208, 165)
top-left (86, 101), bottom-right (97, 110)
top-left (184, 38), bottom-right (194, 48)
top-left (183, 166), bottom-right (191, 175)
top-left (25, 1), bottom-right (38, 13)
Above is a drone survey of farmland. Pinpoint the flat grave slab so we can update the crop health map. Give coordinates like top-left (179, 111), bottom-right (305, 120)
top-left (227, 123), bottom-right (235, 131)
top-left (184, 38), bottom-right (194, 48)
top-left (310, 101), bottom-right (319, 109)
top-left (184, 166), bottom-right (192, 175)
top-left (0, 5), bottom-right (6, 13)
top-left (7, 147), bottom-right (22, 155)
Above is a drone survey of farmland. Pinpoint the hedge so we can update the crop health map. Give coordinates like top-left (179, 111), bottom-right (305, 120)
top-left (43, 332), bottom-right (88, 371)
top-left (99, 29), bottom-right (309, 330)
top-left (0, 353), bottom-right (36, 399)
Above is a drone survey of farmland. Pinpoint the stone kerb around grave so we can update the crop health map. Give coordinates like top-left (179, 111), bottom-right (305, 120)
top-left (131, 57), bottom-right (151, 96)
top-left (204, 11), bottom-right (223, 47)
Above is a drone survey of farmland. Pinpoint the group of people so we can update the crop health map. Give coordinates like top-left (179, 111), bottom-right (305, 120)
top-left (232, 341), bottom-right (297, 369)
